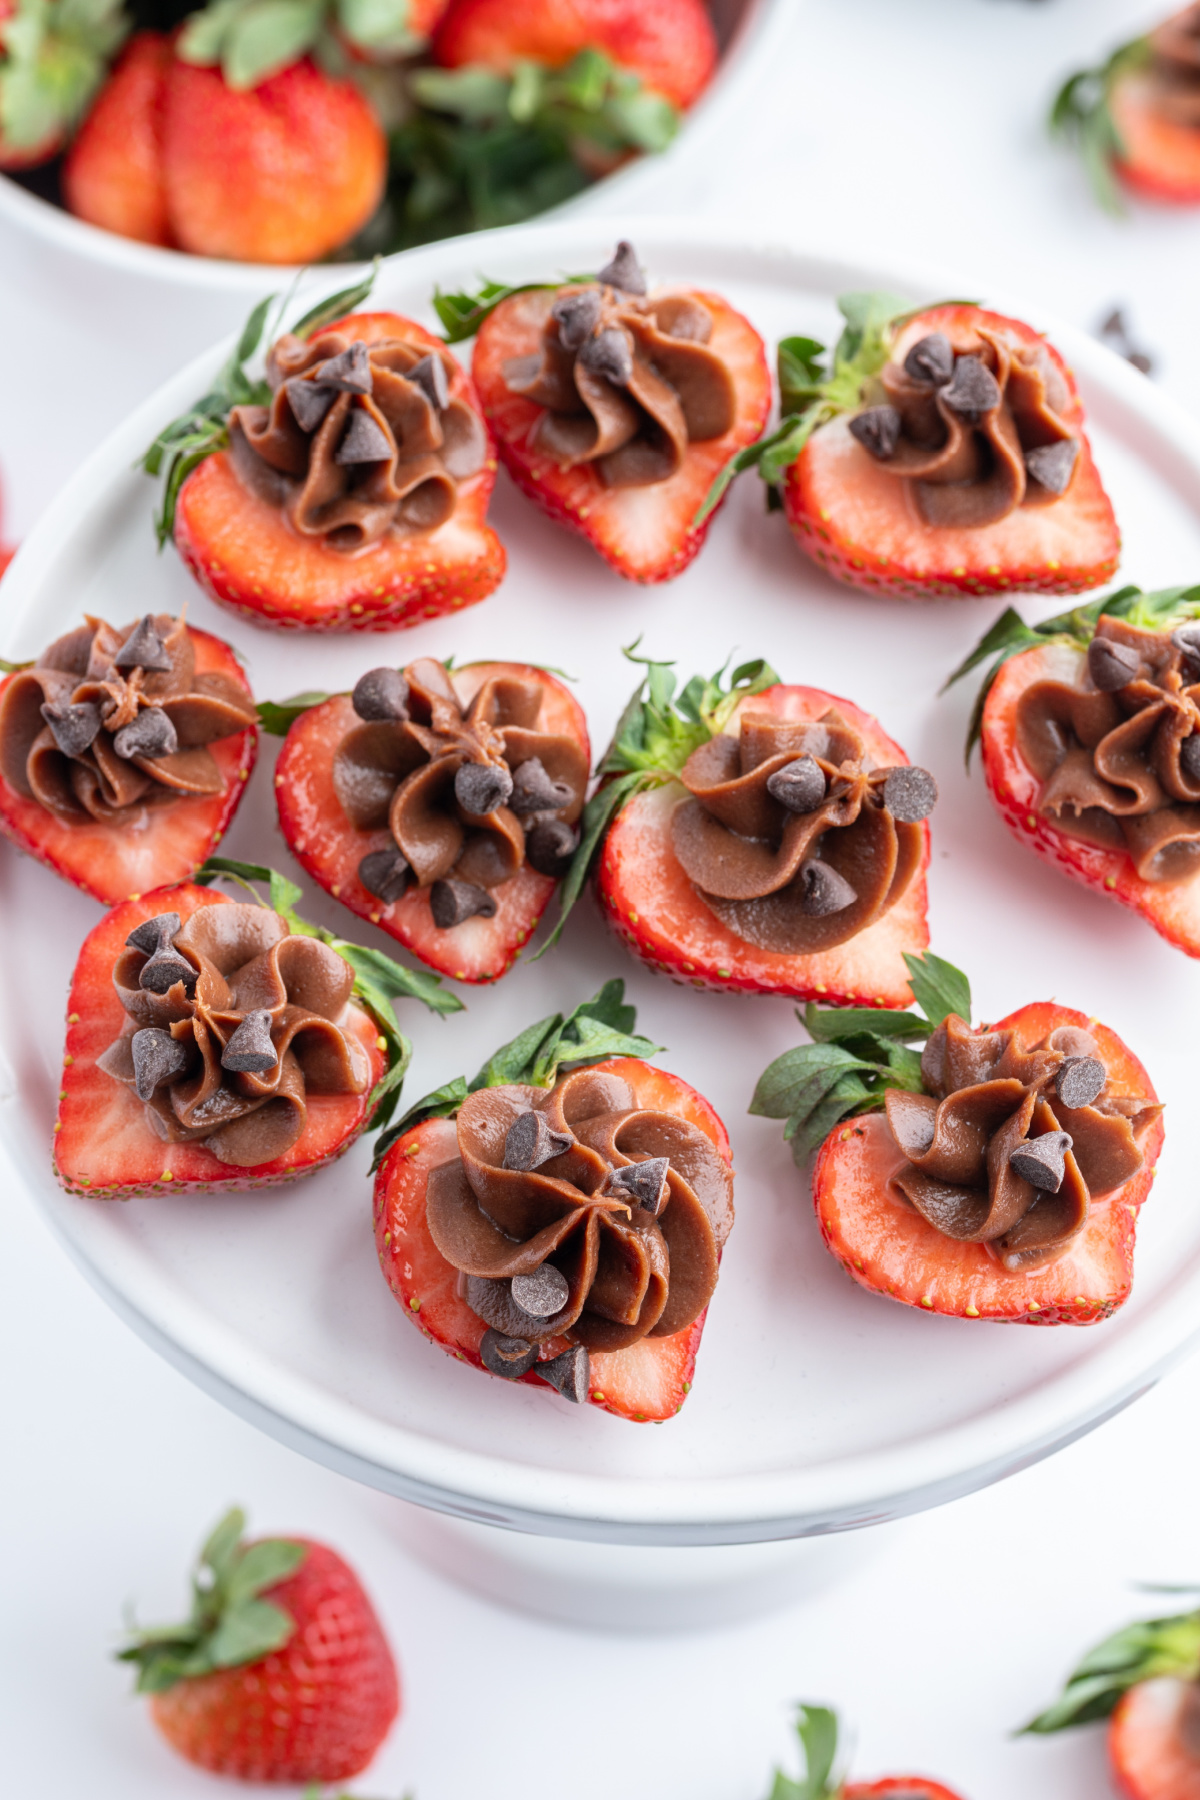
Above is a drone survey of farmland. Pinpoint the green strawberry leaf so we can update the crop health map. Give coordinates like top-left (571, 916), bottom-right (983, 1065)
top-left (0, 657), bottom-right (34, 674)
top-left (1023, 1606), bottom-right (1200, 1732)
top-left (902, 949), bottom-right (970, 1030)
top-left (431, 266), bottom-right (596, 343)
top-left (257, 691), bottom-right (339, 735)
top-left (766, 1704), bottom-right (843, 1800)
top-left (292, 261), bottom-right (382, 340)
top-left (1048, 36), bottom-right (1150, 214)
top-left (207, 1595), bottom-right (297, 1668)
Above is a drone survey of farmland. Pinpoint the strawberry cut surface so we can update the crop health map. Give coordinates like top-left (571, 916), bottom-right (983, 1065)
top-left (596, 683), bottom-right (930, 1004)
top-left (784, 305), bottom-right (1120, 601)
top-left (174, 313), bottom-right (505, 634)
top-left (845, 1782), bottom-right (967, 1800)
top-left (1111, 71), bottom-right (1200, 204)
top-left (1108, 1678), bottom-right (1200, 1800)
top-left (811, 1001), bottom-right (1163, 1325)
top-left (982, 639), bottom-right (1200, 957)
top-left (373, 1057), bottom-right (730, 1420)
top-left (275, 662), bottom-right (589, 983)
top-left (55, 882), bottom-right (386, 1197)
top-left (472, 286), bottom-right (770, 583)
top-left (0, 625), bottom-right (256, 906)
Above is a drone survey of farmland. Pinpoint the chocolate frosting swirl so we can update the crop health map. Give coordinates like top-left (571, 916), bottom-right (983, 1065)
top-left (97, 902), bottom-right (370, 1168)
top-left (850, 321), bottom-right (1080, 529)
top-left (0, 613), bottom-right (256, 822)
top-left (1016, 617), bottom-right (1200, 884)
top-left (1141, 6), bottom-right (1200, 127)
top-left (230, 327), bottom-right (487, 552)
top-left (886, 1014), bottom-right (1160, 1270)
top-left (426, 1066), bottom-right (735, 1351)
top-left (669, 707), bottom-right (931, 953)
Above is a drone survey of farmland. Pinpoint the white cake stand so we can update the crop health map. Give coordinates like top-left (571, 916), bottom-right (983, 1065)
top-left (4, 223), bottom-right (1200, 1622)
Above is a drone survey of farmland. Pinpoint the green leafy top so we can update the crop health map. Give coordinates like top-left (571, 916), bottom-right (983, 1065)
top-left (374, 977), bottom-right (660, 1167)
top-left (942, 582), bottom-right (1200, 764)
top-left (178, 0), bottom-right (425, 92)
top-left (140, 265), bottom-right (379, 549)
top-left (432, 257), bottom-right (602, 343)
top-left (535, 639), bottom-right (779, 955)
top-left (766, 1705), bottom-right (844, 1800)
top-left (749, 952), bottom-right (971, 1166)
top-left (117, 1506), bottom-right (305, 1694)
top-left (0, 0), bottom-right (127, 155)
top-left (193, 856), bottom-right (463, 1144)
top-left (1023, 1594), bottom-right (1200, 1733)
top-left (1049, 35), bottom-right (1150, 216)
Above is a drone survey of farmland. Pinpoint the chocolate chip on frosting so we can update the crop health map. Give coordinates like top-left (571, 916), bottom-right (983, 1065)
top-left (605, 1157), bottom-right (670, 1216)
top-left (430, 878), bottom-right (498, 928)
top-left (849, 405), bottom-right (902, 461)
top-left (766, 755), bottom-right (826, 814)
top-left (940, 354), bottom-right (1002, 420)
top-left (596, 240), bottom-right (647, 295)
top-left (409, 351), bottom-right (449, 411)
top-left (112, 706), bottom-right (178, 761)
top-left (511, 1263), bottom-right (570, 1317)
top-left (1086, 636), bottom-right (1140, 692)
top-left (40, 700), bottom-right (102, 757)
top-left (352, 666), bottom-right (410, 723)
top-left (113, 615), bottom-right (172, 674)
top-left (220, 1008), bottom-right (278, 1074)
top-left (1172, 622), bottom-right (1200, 675)
top-left (358, 846), bottom-right (411, 904)
top-left (882, 765), bottom-right (938, 824)
top-left (129, 913), bottom-right (196, 994)
top-left (502, 1108), bottom-right (572, 1172)
top-left (130, 1026), bottom-right (189, 1101)
top-left (510, 756), bottom-right (574, 815)
top-left (127, 912), bottom-right (182, 955)
top-left (1056, 1055), bottom-right (1106, 1110)
top-left (578, 326), bottom-right (633, 387)
top-left (796, 859), bottom-right (858, 916)
top-left (552, 288), bottom-right (602, 350)
top-left (1025, 439), bottom-right (1079, 496)
top-left (525, 819), bottom-right (578, 878)
top-left (454, 760), bottom-right (514, 816)
top-left (480, 1329), bottom-right (539, 1380)
top-left (336, 408), bottom-right (392, 465)
top-left (314, 340), bottom-right (373, 394)
top-left (536, 1344), bottom-right (590, 1404)
top-left (1009, 1130), bottom-right (1073, 1193)
top-left (1182, 734), bottom-right (1200, 781)
top-left (903, 332), bottom-right (954, 386)
top-left (284, 378), bottom-right (336, 433)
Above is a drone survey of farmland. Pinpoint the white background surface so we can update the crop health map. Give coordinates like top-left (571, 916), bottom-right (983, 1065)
top-left (5, 0), bottom-right (1200, 1793)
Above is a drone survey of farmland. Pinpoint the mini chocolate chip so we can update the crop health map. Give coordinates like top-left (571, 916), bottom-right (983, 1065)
top-left (502, 1108), bottom-right (572, 1172)
top-left (220, 1008), bottom-right (278, 1074)
top-left (130, 1026), bottom-right (189, 1101)
top-left (352, 665), bottom-right (410, 722)
top-left (1172, 623), bottom-right (1200, 674)
top-left (1182, 734), bottom-right (1200, 782)
top-left (113, 705), bottom-right (178, 761)
top-left (40, 700), bottom-right (102, 757)
top-left (113, 615), bottom-right (172, 674)
top-left (1009, 1130), bottom-right (1072, 1193)
top-left (940, 354), bottom-right (1001, 419)
top-left (552, 288), bottom-right (602, 350)
top-left (579, 326), bottom-right (633, 387)
top-left (1087, 636), bottom-right (1140, 692)
top-left (525, 819), bottom-right (578, 878)
top-left (605, 1157), bottom-right (670, 1215)
top-left (314, 340), bottom-right (373, 394)
top-left (766, 755), bottom-right (826, 813)
top-left (1025, 439), bottom-right (1079, 496)
top-left (536, 1344), bottom-right (589, 1403)
top-left (430, 879), bottom-right (498, 928)
top-left (284, 378), bottom-right (336, 433)
top-left (796, 859), bottom-right (857, 917)
top-left (409, 351), bottom-right (449, 411)
top-left (903, 331), bottom-right (954, 386)
top-left (1056, 1055), bottom-right (1106, 1110)
top-left (336, 407), bottom-right (392, 465)
top-left (848, 405), bottom-right (901, 461)
top-left (480, 1329), bottom-right (539, 1379)
top-left (510, 756), bottom-right (574, 815)
top-left (126, 912), bottom-right (182, 955)
top-left (511, 1263), bottom-right (570, 1317)
top-left (454, 760), bottom-right (514, 816)
top-left (883, 765), bottom-right (938, 824)
top-left (596, 240), bottom-right (647, 295)
top-left (129, 913), bottom-right (196, 995)
top-left (358, 846), bottom-right (411, 904)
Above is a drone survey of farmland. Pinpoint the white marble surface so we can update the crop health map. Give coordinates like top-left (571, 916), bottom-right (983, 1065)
top-left (5, 0), bottom-right (1200, 1792)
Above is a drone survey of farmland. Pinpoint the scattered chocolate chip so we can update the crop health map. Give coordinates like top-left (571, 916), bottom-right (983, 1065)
top-left (510, 756), bottom-right (573, 815)
top-left (903, 332), bottom-right (954, 386)
top-left (336, 407), bottom-right (392, 465)
top-left (1097, 306), bottom-right (1155, 376)
top-left (113, 615), bottom-right (172, 674)
top-left (131, 913), bottom-right (196, 995)
top-left (511, 1263), bottom-right (570, 1317)
top-left (1182, 735), bottom-right (1200, 782)
top-left (126, 912), bottom-right (182, 955)
top-left (579, 326), bottom-right (633, 388)
top-left (552, 288), bottom-right (603, 350)
top-left (525, 819), bottom-right (578, 878)
top-left (848, 405), bottom-right (901, 461)
top-left (883, 765), bottom-right (938, 824)
top-left (40, 699), bottom-right (102, 757)
top-left (1172, 623), bottom-right (1200, 675)
top-left (1009, 1130), bottom-right (1072, 1193)
top-left (284, 378), bottom-right (336, 433)
top-left (480, 1329), bottom-right (539, 1380)
top-left (130, 1026), bottom-right (189, 1101)
top-left (454, 760), bottom-right (514, 815)
top-left (220, 1008), bottom-right (278, 1074)
top-left (430, 879), bottom-right (498, 928)
top-left (358, 846), bottom-right (411, 904)
top-left (1087, 636), bottom-right (1140, 692)
top-left (940, 354), bottom-right (1001, 419)
top-left (502, 1108), bottom-right (572, 1172)
top-left (536, 1344), bottom-right (589, 1403)
top-left (1025, 439), bottom-right (1079, 496)
top-left (796, 859), bottom-right (858, 917)
top-left (314, 340), bottom-right (373, 394)
top-left (596, 240), bottom-right (647, 295)
top-left (112, 705), bottom-right (178, 761)
top-left (766, 755), bottom-right (826, 813)
top-left (409, 351), bottom-right (449, 411)
top-left (604, 1157), bottom-right (670, 1215)
top-left (352, 665), bottom-right (410, 722)
top-left (1056, 1055), bottom-right (1106, 1110)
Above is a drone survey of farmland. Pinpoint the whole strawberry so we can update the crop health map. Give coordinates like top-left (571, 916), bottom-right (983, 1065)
top-left (119, 1507), bottom-right (400, 1783)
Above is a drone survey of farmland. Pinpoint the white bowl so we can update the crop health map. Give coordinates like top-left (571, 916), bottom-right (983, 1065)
top-left (3, 220), bottom-right (1200, 1546)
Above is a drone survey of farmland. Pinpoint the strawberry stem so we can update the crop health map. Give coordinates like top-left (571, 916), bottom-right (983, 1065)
top-left (1022, 1596), bottom-right (1200, 1732)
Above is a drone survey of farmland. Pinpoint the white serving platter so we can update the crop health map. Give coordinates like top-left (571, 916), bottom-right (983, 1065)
top-left (3, 221), bottom-right (1200, 1547)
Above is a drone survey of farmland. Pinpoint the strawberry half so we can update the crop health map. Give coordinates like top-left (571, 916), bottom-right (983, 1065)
top-left (273, 659), bottom-right (590, 983)
top-left (1109, 1682), bottom-right (1200, 1800)
top-left (0, 621), bottom-right (256, 906)
top-left (766, 1704), bottom-right (970, 1800)
top-left (1052, 20), bottom-right (1200, 210)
